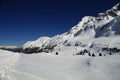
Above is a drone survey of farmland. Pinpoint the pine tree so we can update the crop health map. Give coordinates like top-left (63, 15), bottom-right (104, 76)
top-left (88, 53), bottom-right (91, 56)
top-left (56, 52), bottom-right (58, 55)
top-left (99, 53), bottom-right (102, 56)
top-left (109, 52), bottom-right (112, 55)
top-left (92, 53), bottom-right (95, 57)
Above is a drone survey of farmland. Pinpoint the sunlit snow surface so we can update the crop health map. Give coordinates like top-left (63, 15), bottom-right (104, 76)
top-left (0, 49), bottom-right (120, 80)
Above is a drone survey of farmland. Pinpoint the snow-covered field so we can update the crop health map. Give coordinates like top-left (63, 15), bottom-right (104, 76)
top-left (0, 49), bottom-right (120, 80)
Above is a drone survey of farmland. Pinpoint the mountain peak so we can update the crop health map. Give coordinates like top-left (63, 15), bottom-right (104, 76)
top-left (105, 2), bottom-right (120, 17)
top-left (113, 2), bottom-right (120, 10)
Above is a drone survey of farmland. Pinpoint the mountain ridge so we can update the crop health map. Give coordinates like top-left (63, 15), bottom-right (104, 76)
top-left (22, 2), bottom-right (120, 53)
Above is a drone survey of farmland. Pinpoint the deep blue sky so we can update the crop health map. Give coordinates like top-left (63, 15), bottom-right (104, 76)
top-left (0, 0), bottom-right (119, 45)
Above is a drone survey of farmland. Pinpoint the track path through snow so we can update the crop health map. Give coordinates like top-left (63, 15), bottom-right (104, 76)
top-left (0, 50), bottom-right (20, 80)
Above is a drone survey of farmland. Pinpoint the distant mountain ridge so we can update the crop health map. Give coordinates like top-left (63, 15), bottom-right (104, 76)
top-left (22, 2), bottom-right (120, 53)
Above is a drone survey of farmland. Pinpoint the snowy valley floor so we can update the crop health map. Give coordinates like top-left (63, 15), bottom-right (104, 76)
top-left (0, 49), bottom-right (120, 80)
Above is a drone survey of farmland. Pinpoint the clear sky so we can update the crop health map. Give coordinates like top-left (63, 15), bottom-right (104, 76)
top-left (0, 0), bottom-right (119, 45)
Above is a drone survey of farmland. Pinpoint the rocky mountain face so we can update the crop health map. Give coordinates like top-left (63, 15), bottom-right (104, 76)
top-left (22, 2), bottom-right (120, 53)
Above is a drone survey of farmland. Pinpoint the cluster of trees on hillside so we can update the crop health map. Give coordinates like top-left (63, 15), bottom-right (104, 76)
top-left (73, 49), bottom-right (114, 57)
top-left (102, 47), bottom-right (120, 52)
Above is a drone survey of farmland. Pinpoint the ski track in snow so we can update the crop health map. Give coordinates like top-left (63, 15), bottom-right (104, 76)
top-left (0, 50), bottom-right (20, 80)
top-left (11, 54), bottom-right (75, 80)
top-left (10, 69), bottom-right (48, 80)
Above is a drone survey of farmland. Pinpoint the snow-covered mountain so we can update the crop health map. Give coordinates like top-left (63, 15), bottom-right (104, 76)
top-left (23, 37), bottom-right (50, 49)
top-left (23, 2), bottom-right (120, 53)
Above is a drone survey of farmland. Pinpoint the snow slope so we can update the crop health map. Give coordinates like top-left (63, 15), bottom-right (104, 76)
top-left (0, 49), bottom-right (120, 80)
top-left (0, 49), bottom-right (20, 80)
top-left (23, 37), bottom-right (50, 49)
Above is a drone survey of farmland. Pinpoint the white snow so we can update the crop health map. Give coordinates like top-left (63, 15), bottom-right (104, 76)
top-left (0, 49), bottom-right (20, 80)
top-left (0, 49), bottom-right (120, 80)
top-left (23, 37), bottom-right (51, 49)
